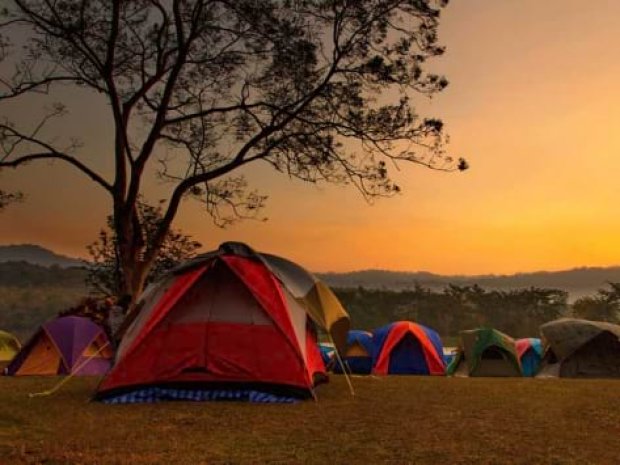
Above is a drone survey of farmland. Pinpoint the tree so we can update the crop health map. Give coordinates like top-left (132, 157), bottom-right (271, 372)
top-left (573, 282), bottom-right (620, 323)
top-left (86, 200), bottom-right (202, 296)
top-left (0, 0), bottom-right (466, 313)
top-left (333, 285), bottom-right (568, 338)
top-left (0, 30), bottom-right (22, 211)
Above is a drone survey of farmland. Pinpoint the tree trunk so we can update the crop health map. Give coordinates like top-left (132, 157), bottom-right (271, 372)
top-left (114, 203), bottom-right (150, 305)
top-left (114, 248), bottom-right (152, 339)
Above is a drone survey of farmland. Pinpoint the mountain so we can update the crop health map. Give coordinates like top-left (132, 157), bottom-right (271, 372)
top-left (0, 244), bottom-right (84, 268)
top-left (317, 267), bottom-right (620, 302)
top-left (2, 244), bottom-right (620, 301)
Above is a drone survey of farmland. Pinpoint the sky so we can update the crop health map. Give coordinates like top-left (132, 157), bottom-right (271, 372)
top-left (2, 0), bottom-right (620, 275)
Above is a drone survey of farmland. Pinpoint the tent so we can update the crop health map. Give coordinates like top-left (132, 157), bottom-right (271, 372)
top-left (333, 330), bottom-right (374, 374)
top-left (372, 321), bottom-right (445, 375)
top-left (447, 328), bottom-right (521, 377)
top-left (443, 347), bottom-right (458, 367)
top-left (95, 242), bottom-right (350, 403)
top-left (537, 318), bottom-right (620, 378)
top-left (5, 316), bottom-right (112, 376)
top-left (318, 342), bottom-right (335, 369)
top-left (0, 330), bottom-right (21, 362)
top-left (516, 338), bottom-right (543, 377)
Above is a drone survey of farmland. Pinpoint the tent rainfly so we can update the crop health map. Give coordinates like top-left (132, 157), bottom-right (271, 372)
top-left (537, 318), bottom-right (620, 378)
top-left (372, 321), bottom-right (445, 376)
top-left (516, 338), bottom-right (543, 377)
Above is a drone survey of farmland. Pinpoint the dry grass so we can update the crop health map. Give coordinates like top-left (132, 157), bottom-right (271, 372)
top-left (0, 375), bottom-right (619, 465)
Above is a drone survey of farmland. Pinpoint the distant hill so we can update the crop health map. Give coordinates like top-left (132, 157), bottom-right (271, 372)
top-left (1, 243), bottom-right (620, 301)
top-left (0, 261), bottom-right (87, 288)
top-left (318, 267), bottom-right (620, 302)
top-left (0, 244), bottom-right (83, 268)
top-left (1, 249), bottom-right (619, 339)
top-left (0, 261), bottom-right (88, 340)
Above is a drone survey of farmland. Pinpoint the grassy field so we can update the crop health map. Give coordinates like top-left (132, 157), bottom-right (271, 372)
top-left (0, 376), bottom-right (619, 465)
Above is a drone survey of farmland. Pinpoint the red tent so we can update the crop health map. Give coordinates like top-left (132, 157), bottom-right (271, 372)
top-left (96, 243), bottom-right (349, 402)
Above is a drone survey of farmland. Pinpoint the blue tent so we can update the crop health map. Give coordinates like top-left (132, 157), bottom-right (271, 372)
top-left (372, 322), bottom-right (445, 375)
top-left (318, 343), bottom-right (335, 368)
top-left (516, 338), bottom-right (543, 377)
top-left (333, 330), bottom-right (374, 374)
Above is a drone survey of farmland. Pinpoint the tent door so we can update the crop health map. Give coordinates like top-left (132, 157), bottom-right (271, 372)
top-left (388, 333), bottom-right (429, 375)
top-left (473, 346), bottom-right (520, 377)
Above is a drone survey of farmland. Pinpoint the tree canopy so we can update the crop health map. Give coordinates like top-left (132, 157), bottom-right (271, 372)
top-left (573, 282), bottom-right (620, 323)
top-left (86, 200), bottom-right (201, 296)
top-left (335, 285), bottom-right (569, 339)
top-left (0, 0), bottom-right (465, 304)
top-left (0, 188), bottom-right (22, 211)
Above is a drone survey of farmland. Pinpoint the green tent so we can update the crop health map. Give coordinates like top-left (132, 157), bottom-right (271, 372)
top-left (0, 330), bottom-right (21, 362)
top-left (447, 328), bottom-right (522, 377)
top-left (537, 318), bottom-right (620, 378)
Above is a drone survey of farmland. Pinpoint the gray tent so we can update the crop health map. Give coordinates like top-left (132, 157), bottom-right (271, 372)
top-left (537, 318), bottom-right (620, 378)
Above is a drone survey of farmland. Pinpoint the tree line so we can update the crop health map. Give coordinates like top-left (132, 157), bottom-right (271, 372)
top-left (335, 283), bottom-right (620, 339)
top-left (1, 262), bottom-right (618, 341)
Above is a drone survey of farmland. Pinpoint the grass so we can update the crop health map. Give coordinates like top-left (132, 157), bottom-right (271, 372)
top-left (0, 376), bottom-right (619, 465)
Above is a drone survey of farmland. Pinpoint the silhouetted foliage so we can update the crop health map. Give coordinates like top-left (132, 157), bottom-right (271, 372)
top-left (0, 261), bottom-right (86, 287)
top-left (57, 296), bottom-right (111, 328)
top-left (1, 264), bottom-right (583, 341)
top-left (0, 263), bottom-right (87, 339)
top-left (0, 189), bottom-right (22, 211)
top-left (0, 32), bottom-right (23, 213)
top-left (335, 285), bottom-right (569, 338)
top-left (0, 0), bottom-right (465, 308)
top-left (86, 201), bottom-right (201, 296)
top-left (572, 282), bottom-right (620, 323)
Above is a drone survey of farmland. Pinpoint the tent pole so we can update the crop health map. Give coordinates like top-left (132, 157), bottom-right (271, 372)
top-left (28, 341), bottom-right (111, 398)
top-left (326, 332), bottom-right (355, 397)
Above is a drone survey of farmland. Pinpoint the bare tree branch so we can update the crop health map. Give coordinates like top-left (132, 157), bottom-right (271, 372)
top-left (0, 0), bottom-right (464, 302)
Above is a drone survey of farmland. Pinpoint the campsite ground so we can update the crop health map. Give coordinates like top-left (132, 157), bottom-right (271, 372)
top-left (0, 376), bottom-right (618, 465)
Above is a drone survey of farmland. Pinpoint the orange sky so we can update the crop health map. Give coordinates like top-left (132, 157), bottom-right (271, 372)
top-left (2, 0), bottom-right (620, 274)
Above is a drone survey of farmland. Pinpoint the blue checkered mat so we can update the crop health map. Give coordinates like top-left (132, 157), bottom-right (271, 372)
top-left (101, 387), bottom-right (300, 404)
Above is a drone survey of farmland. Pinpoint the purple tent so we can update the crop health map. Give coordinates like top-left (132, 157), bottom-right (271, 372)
top-left (4, 316), bottom-right (113, 376)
